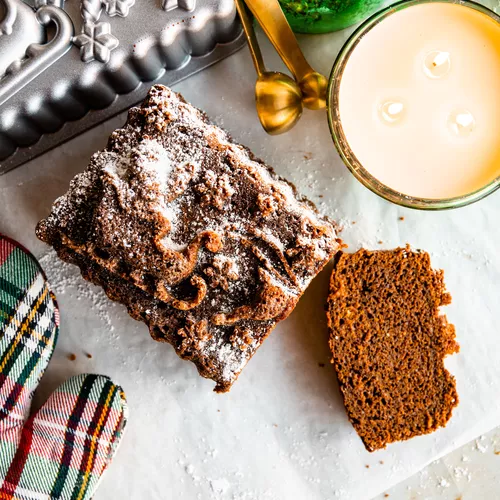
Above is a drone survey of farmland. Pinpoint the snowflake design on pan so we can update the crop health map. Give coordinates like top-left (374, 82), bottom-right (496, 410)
top-left (103, 0), bottom-right (135, 17)
top-left (81, 0), bottom-right (102, 22)
top-left (73, 0), bottom-right (195, 63)
top-left (162, 0), bottom-right (196, 11)
top-left (73, 0), bottom-right (134, 63)
top-left (73, 21), bottom-right (118, 63)
top-left (34, 0), bottom-right (65, 8)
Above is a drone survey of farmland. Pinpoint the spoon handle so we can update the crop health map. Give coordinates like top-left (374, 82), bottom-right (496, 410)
top-left (244, 0), bottom-right (313, 82)
top-left (234, 0), bottom-right (266, 78)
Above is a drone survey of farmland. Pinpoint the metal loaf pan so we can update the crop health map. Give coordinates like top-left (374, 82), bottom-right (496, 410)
top-left (0, 0), bottom-right (245, 174)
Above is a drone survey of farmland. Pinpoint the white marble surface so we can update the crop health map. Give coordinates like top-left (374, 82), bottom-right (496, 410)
top-left (1, 15), bottom-right (500, 500)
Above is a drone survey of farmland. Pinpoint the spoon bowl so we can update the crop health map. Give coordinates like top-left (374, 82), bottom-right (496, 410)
top-left (255, 71), bottom-right (303, 135)
top-left (299, 71), bottom-right (328, 110)
top-left (235, 0), bottom-right (303, 135)
top-left (246, 0), bottom-right (328, 111)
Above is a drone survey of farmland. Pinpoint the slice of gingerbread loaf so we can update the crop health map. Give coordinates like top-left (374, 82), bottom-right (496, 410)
top-left (37, 84), bottom-right (341, 392)
top-left (326, 247), bottom-right (459, 451)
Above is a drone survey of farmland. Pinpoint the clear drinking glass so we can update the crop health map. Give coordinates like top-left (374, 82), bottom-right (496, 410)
top-left (327, 0), bottom-right (500, 210)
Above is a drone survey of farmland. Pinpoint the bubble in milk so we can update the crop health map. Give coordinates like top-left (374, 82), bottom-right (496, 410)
top-left (378, 100), bottom-right (406, 125)
top-left (448, 109), bottom-right (475, 137)
top-left (423, 50), bottom-right (451, 79)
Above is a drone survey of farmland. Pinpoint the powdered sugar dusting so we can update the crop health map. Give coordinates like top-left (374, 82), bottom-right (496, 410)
top-left (36, 84), bottom-right (340, 392)
top-left (40, 250), bottom-right (116, 331)
top-left (204, 338), bottom-right (248, 384)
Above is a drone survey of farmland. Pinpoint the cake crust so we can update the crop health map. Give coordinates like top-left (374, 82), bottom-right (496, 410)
top-left (326, 247), bottom-right (459, 451)
top-left (37, 85), bottom-right (340, 392)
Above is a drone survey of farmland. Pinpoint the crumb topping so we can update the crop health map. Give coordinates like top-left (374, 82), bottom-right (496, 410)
top-left (37, 85), bottom-right (340, 391)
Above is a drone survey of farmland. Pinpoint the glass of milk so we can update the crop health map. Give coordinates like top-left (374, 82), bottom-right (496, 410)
top-left (327, 0), bottom-right (500, 209)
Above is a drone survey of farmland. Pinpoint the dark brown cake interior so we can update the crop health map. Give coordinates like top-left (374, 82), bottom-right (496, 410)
top-left (326, 247), bottom-right (459, 451)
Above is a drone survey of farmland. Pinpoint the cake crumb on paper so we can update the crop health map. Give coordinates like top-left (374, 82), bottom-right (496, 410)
top-left (209, 477), bottom-right (230, 495)
top-left (438, 478), bottom-right (450, 488)
top-left (453, 466), bottom-right (472, 482)
top-left (475, 439), bottom-right (487, 453)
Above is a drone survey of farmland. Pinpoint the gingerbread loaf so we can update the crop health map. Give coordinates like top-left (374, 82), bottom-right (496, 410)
top-left (37, 85), bottom-right (341, 392)
top-left (326, 247), bottom-right (459, 451)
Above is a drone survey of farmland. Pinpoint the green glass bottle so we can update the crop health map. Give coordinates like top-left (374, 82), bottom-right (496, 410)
top-left (279, 0), bottom-right (389, 33)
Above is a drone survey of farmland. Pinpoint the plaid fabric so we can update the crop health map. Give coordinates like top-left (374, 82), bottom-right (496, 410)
top-left (0, 235), bottom-right (128, 500)
top-left (0, 235), bottom-right (59, 436)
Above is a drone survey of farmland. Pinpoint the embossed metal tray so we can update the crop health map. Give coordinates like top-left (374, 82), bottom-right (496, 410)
top-left (0, 0), bottom-right (245, 174)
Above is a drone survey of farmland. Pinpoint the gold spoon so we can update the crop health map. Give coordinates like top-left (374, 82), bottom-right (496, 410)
top-left (235, 0), bottom-right (303, 135)
top-left (244, 0), bottom-right (328, 110)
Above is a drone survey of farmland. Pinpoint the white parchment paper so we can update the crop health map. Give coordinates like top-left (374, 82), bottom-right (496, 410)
top-left (1, 12), bottom-right (500, 499)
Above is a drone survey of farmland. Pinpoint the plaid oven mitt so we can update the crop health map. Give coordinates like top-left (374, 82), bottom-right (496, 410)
top-left (0, 234), bottom-right (128, 500)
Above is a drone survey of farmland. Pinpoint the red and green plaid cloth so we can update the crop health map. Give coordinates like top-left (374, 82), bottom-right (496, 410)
top-left (0, 235), bottom-right (128, 500)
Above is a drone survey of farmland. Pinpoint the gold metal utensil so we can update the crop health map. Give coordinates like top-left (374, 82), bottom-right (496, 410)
top-left (244, 0), bottom-right (328, 110)
top-left (235, 0), bottom-right (303, 135)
